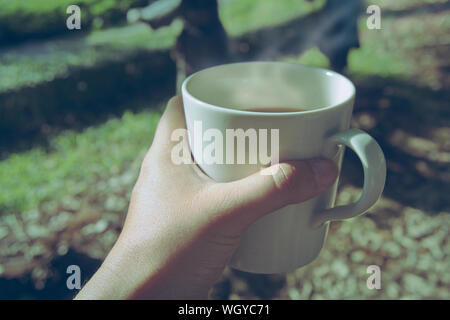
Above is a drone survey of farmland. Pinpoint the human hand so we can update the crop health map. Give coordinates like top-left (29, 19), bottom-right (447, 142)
top-left (75, 96), bottom-right (338, 299)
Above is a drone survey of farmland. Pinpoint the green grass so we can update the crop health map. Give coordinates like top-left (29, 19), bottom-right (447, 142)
top-left (346, 16), bottom-right (414, 77)
top-left (0, 0), bottom-right (326, 43)
top-left (0, 0), bottom-right (148, 44)
top-left (0, 108), bottom-right (162, 214)
top-left (282, 46), bottom-right (330, 68)
top-left (366, 0), bottom-right (448, 11)
top-left (0, 21), bottom-right (181, 93)
top-left (348, 10), bottom-right (449, 88)
top-left (219, 0), bottom-right (325, 36)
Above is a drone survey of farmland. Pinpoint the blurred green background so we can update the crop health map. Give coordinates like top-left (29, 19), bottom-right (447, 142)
top-left (0, 0), bottom-right (449, 299)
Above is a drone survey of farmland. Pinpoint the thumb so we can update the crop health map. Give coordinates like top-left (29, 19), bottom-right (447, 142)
top-left (217, 159), bottom-right (338, 226)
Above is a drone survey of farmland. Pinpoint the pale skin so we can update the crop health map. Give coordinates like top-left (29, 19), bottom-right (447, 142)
top-left (75, 96), bottom-right (338, 299)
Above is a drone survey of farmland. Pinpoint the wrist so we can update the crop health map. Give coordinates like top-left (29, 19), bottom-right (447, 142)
top-left (76, 236), bottom-right (152, 299)
top-left (108, 235), bottom-right (212, 299)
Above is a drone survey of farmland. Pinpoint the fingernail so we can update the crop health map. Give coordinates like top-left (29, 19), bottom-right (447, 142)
top-left (309, 159), bottom-right (338, 191)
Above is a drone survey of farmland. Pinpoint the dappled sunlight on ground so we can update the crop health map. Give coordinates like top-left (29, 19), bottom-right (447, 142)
top-left (214, 193), bottom-right (449, 299)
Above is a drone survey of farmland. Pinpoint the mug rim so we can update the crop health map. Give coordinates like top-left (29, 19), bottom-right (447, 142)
top-left (181, 61), bottom-right (356, 116)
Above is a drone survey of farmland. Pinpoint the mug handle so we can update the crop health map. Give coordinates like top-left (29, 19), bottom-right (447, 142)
top-left (310, 128), bottom-right (386, 227)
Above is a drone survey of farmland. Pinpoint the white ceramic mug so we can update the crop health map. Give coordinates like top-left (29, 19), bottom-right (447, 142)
top-left (181, 62), bottom-right (386, 274)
